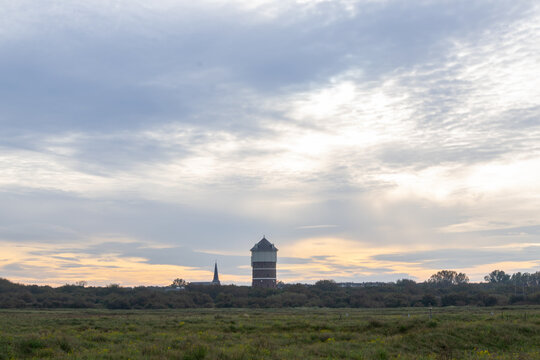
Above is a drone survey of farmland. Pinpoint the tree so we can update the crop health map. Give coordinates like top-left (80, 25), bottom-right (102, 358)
top-left (484, 270), bottom-right (510, 284)
top-left (75, 281), bottom-right (88, 287)
top-left (421, 294), bottom-right (438, 306)
top-left (314, 280), bottom-right (339, 292)
top-left (170, 278), bottom-right (187, 288)
top-left (427, 270), bottom-right (469, 286)
top-left (396, 279), bottom-right (416, 287)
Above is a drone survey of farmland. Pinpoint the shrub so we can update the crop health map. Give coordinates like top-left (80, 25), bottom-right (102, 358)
top-left (17, 337), bottom-right (45, 355)
top-left (183, 345), bottom-right (208, 360)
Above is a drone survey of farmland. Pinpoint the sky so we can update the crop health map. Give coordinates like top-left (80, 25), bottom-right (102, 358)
top-left (1, 0), bottom-right (539, 286)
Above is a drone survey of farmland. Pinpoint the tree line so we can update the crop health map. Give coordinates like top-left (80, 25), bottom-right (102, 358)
top-left (1, 270), bottom-right (539, 309)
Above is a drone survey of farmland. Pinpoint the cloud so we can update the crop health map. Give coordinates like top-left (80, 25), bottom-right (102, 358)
top-left (1, 1), bottom-right (540, 285)
top-left (1, 0), bottom-right (533, 133)
top-left (374, 246), bottom-right (540, 269)
top-left (296, 225), bottom-right (338, 229)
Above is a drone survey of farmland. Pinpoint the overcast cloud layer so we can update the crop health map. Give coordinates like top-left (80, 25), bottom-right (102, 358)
top-left (1, 0), bottom-right (539, 286)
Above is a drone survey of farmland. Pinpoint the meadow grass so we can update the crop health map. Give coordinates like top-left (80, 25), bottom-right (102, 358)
top-left (0, 306), bottom-right (538, 359)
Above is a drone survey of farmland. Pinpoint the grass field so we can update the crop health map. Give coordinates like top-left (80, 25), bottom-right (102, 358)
top-left (0, 306), bottom-right (539, 359)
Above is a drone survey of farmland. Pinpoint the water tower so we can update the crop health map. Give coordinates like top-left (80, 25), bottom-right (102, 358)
top-left (250, 236), bottom-right (278, 288)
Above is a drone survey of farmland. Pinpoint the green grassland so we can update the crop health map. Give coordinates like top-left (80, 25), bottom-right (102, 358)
top-left (0, 307), bottom-right (539, 359)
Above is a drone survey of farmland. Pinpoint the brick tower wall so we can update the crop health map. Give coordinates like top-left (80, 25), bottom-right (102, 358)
top-left (252, 261), bottom-right (276, 288)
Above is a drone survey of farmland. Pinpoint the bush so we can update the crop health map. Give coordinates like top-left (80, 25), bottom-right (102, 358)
top-left (183, 345), bottom-right (207, 360)
top-left (17, 337), bottom-right (45, 355)
top-left (441, 293), bottom-right (469, 306)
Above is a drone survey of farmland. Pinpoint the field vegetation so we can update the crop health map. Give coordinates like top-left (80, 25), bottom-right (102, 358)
top-left (0, 307), bottom-right (539, 359)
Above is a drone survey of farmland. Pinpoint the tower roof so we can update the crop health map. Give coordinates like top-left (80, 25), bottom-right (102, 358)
top-left (212, 262), bottom-right (220, 284)
top-left (250, 236), bottom-right (278, 252)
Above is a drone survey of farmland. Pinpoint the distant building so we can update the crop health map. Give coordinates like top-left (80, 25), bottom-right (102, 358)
top-left (251, 236), bottom-right (278, 288)
top-left (337, 282), bottom-right (386, 288)
top-left (190, 262), bottom-right (221, 286)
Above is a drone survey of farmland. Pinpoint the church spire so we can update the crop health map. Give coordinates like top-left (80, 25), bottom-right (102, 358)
top-left (212, 261), bottom-right (220, 285)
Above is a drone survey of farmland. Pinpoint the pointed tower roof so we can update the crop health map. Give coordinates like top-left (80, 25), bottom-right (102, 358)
top-left (212, 262), bottom-right (220, 284)
top-left (250, 236), bottom-right (278, 252)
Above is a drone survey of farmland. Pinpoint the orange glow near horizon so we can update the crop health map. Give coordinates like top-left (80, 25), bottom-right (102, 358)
top-left (2, 238), bottom-right (538, 287)
top-left (0, 241), bottom-right (250, 287)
